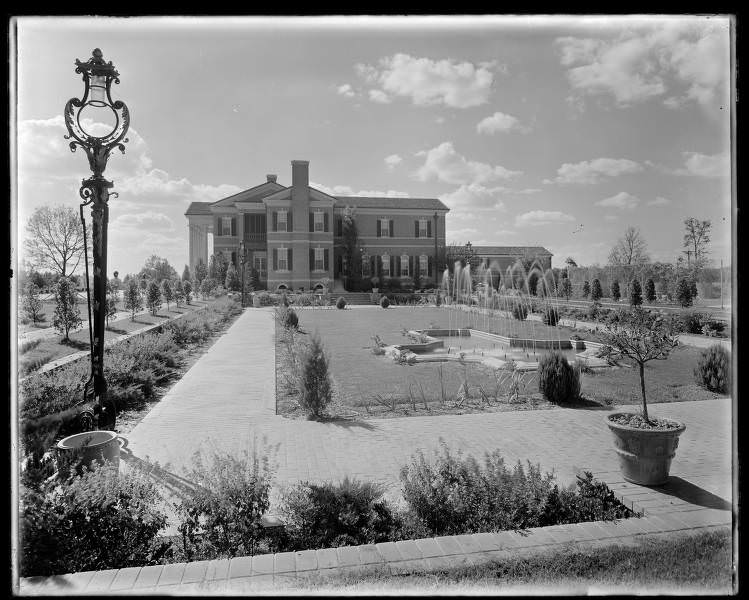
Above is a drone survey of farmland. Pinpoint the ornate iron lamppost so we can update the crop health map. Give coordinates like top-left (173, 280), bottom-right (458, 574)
top-left (64, 48), bottom-right (130, 431)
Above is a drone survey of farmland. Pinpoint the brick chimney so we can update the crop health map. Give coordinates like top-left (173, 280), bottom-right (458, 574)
top-left (291, 160), bottom-right (309, 189)
top-left (266, 174), bottom-right (277, 183)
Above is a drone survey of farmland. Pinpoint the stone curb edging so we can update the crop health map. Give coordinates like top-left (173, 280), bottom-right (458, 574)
top-left (19, 509), bottom-right (730, 595)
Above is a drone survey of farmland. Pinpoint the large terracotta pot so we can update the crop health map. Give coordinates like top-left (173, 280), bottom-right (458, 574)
top-left (56, 430), bottom-right (122, 478)
top-left (607, 413), bottom-right (686, 485)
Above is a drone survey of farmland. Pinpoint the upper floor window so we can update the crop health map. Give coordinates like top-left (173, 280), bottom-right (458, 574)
top-left (400, 254), bottom-right (410, 277)
top-left (277, 247), bottom-right (289, 271)
top-left (314, 247), bottom-right (325, 271)
top-left (379, 218), bottom-right (390, 238)
top-left (277, 209), bottom-right (288, 232)
top-left (220, 216), bottom-right (236, 237)
top-left (381, 253), bottom-right (390, 276)
top-left (418, 219), bottom-right (428, 237)
top-left (314, 211), bottom-right (324, 232)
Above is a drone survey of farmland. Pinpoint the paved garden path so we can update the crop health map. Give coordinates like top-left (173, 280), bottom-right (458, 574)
top-left (122, 307), bottom-right (733, 520)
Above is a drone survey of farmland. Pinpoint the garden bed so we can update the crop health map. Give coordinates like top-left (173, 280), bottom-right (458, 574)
top-left (274, 307), bottom-right (725, 420)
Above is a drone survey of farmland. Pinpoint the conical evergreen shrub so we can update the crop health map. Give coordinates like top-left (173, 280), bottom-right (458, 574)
top-left (694, 344), bottom-right (731, 394)
top-left (538, 351), bottom-right (581, 404)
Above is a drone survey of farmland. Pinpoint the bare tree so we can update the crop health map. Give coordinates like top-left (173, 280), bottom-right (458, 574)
top-left (23, 205), bottom-right (85, 277)
top-left (608, 226), bottom-right (649, 266)
top-left (682, 218), bottom-right (712, 271)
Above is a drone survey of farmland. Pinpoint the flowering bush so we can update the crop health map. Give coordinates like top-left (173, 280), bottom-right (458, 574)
top-left (694, 344), bottom-right (731, 394)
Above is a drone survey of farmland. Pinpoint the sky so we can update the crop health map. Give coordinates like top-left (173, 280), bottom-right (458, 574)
top-left (13, 15), bottom-right (734, 277)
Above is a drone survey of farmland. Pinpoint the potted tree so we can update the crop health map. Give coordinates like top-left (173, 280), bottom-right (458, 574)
top-left (599, 307), bottom-right (684, 485)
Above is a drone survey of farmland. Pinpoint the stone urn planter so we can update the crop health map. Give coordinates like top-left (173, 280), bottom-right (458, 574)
top-left (252, 294), bottom-right (261, 308)
top-left (56, 430), bottom-right (122, 479)
top-left (606, 413), bottom-right (686, 485)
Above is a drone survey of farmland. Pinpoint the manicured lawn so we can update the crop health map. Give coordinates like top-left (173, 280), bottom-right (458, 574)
top-left (277, 306), bottom-right (725, 419)
top-left (18, 299), bottom-right (212, 376)
top-left (288, 528), bottom-right (733, 594)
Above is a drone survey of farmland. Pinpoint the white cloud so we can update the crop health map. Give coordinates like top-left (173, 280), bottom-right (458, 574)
top-left (545, 157), bottom-right (642, 184)
top-left (676, 151), bottom-right (729, 177)
top-left (368, 89), bottom-right (392, 104)
top-left (446, 227), bottom-right (479, 244)
top-left (111, 211), bottom-right (175, 231)
top-left (435, 116), bottom-right (446, 124)
top-left (310, 181), bottom-right (409, 198)
top-left (415, 142), bottom-right (522, 185)
top-left (515, 210), bottom-right (575, 227)
top-left (476, 111), bottom-right (528, 135)
top-left (384, 154), bottom-right (403, 169)
top-left (556, 22), bottom-right (729, 108)
top-left (648, 196), bottom-right (671, 206)
top-left (604, 214), bottom-right (619, 222)
top-left (354, 53), bottom-right (498, 108)
top-left (595, 191), bottom-right (641, 209)
top-left (337, 83), bottom-right (356, 98)
top-left (440, 183), bottom-right (507, 212)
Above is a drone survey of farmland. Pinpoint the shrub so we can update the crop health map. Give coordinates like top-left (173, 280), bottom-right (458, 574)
top-left (679, 311), bottom-right (709, 334)
top-left (610, 280), bottom-right (621, 302)
top-left (542, 306), bottom-right (560, 326)
top-left (399, 443), bottom-right (632, 537)
top-left (257, 291), bottom-right (273, 306)
top-left (336, 296), bottom-right (347, 309)
top-left (582, 280), bottom-right (590, 299)
top-left (591, 279), bottom-right (603, 302)
top-left (279, 477), bottom-right (400, 550)
top-left (175, 445), bottom-right (273, 561)
top-left (537, 351), bottom-right (581, 404)
top-left (282, 307), bottom-right (299, 329)
top-left (629, 279), bottom-right (643, 306)
top-left (52, 276), bottom-right (82, 341)
top-left (297, 332), bottom-right (332, 419)
top-left (676, 278), bottom-right (694, 308)
top-left (587, 302), bottom-right (600, 321)
top-left (512, 303), bottom-right (528, 321)
top-left (380, 296), bottom-right (390, 309)
top-left (645, 278), bottom-right (656, 303)
top-left (22, 282), bottom-right (44, 324)
top-left (21, 462), bottom-right (169, 577)
top-left (146, 281), bottom-right (162, 315)
top-left (694, 344), bottom-right (731, 394)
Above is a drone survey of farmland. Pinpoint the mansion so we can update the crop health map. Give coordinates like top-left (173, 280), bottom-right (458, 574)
top-left (185, 160), bottom-right (448, 291)
top-left (185, 160), bottom-right (553, 291)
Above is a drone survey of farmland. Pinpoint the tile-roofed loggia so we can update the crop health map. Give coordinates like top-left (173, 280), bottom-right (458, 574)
top-left (471, 245), bottom-right (553, 256)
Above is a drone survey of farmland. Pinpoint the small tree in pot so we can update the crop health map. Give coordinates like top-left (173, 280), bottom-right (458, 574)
top-left (598, 306), bottom-right (683, 485)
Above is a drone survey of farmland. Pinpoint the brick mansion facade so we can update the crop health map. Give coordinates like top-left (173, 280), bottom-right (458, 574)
top-left (185, 160), bottom-right (449, 291)
top-left (185, 160), bottom-right (553, 291)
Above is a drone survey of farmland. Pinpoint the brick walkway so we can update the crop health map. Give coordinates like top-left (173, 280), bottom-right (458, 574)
top-left (18, 306), bottom-right (735, 595)
top-left (120, 308), bottom-right (732, 508)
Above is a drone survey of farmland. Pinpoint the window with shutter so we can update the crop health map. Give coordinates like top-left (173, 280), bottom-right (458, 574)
top-left (389, 219), bottom-right (394, 238)
top-left (288, 248), bottom-right (293, 271)
top-left (309, 213), bottom-right (314, 232)
top-left (427, 219), bottom-right (432, 238)
top-left (277, 248), bottom-right (289, 271)
top-left (277, 210), bottom-right (287, 232)
top-left (324, 248), bottom-right (329, 271)
top-left (400, 254), bottom-right (409, 277)
top-left (288, 212), bottom-right (293, 232)
top-left (273, 248), bottom-right (278, 271)
top-left (314, 211), bottom-right (324, 232)
top-left (390, 255), bottom-right (395, 276)
top-left (420, 219), bottom-right (428, 237)
top-left (428, 255), bottom-right (433, 277)
top-left (414, 220), bottom-right (419, 238)
top-left (381, 254), bottom-right (390, 277)
top-left (272, 211), bottom-right (278, 232)
top-left (395, 256), bottom-right (401, 277)
top-left (324, 212), bottom-right (329, 232)
top-left (231, 218), bottom-right (236, 237)
top-left (420, 255), bottom-right (428, 276)
top-left (376, 220), bottom-right (381, 237)
top-left (309, 249), bottom-right (314, 271)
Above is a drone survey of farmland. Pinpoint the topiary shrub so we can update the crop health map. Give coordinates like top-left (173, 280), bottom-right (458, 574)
top-left (283, 308), bottom-right (299, 329)
top-left (297, 332), bottom-right (332, 419)
top-left (336, 297), bottom-right (347, 309)
top-left (694, 344), bottom-right (731, 394)
top-left (278, 477), bottom-right (401, 550)
top-left (512, 303), bottom-right (528, 320)
top-left (587, 302), bottom-right (600, 321)
top-left (380, 296), bottom-right (390, 309)
top-left (679, 311), bottom-right (709, 334)
top-left (542, 306), bottom-right (560, 326)
top-left (537, 351), bottom-right (581, 404)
